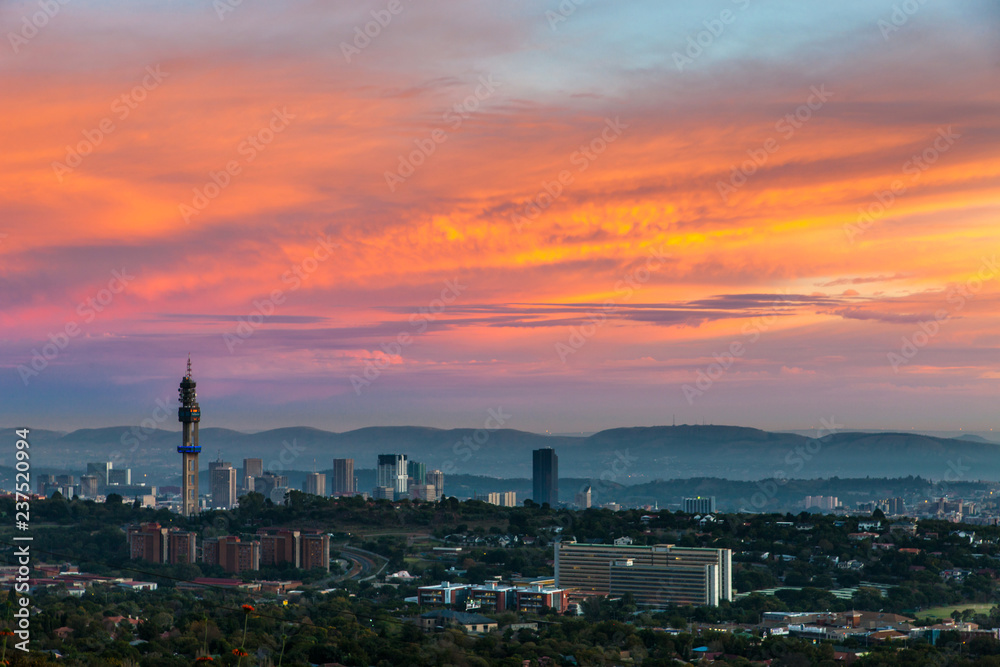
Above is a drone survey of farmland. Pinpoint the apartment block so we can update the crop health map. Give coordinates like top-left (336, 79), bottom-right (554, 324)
top-left (168, 530), bottom-right (197, 565)
top-left (203, 536), bottom-right (260, 573)
top-left (683, 496), bottom-right (716, 514)
top-left (301, 532), bottom-right (330, 572)
top-left (259, 529), bottom-right (301, 568)
top-left (127, 523), bottom-right (198, 565)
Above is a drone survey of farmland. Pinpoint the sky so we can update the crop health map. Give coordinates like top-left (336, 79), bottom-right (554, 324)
top-left (1, 0), bottom-right (999, 434)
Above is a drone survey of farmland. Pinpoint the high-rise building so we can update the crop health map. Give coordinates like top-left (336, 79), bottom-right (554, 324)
top-left (377, 454), bottom-right (408, 497)
top-left (177, 356), bottom-right (202, 517)
top-left (372, 486), bottom-right (394, 500)
top-left (242, 458), bottom-right (263, 493)
top-left (56, 474), bottom-right (75, 486)
top-left (532, 448), bottom-right (558, 507)
top-left (884, 497), bottom-right (906, 515)
top-left (684, 497), bottom-right (716, 514)
top-left (79, 475), bottom-right (100, 498)
top-left (554, 542), bottom-right (733, 607)
top-left (576, 485), bottom-right (592, 509)
top-left (332, 458), bottom-right (355, 496)
top-left (305, 472), bottom-right (326, 497)
top-left (407, 460), bottom-right (426, 489)
top-left (108, 468), bottom-right (131, 486)
top-left (86, 462), bottom-right (112, 488)
top-left (805, 496), bottom-right (839, 511)
top-left (301, 532), bottom-right (330, 571)
top-left (210, 458), bottom-right (237, 510)
top-left (500, 491), bottom-right (517, 507)
top-left (426, 469), bottom-right (444, 501)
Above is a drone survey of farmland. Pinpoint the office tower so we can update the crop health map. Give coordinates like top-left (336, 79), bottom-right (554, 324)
top-left (377, 454), bottom-right (408, 497)
top-left (332, 458), bottom-right (355, 495)
top-left (108, 468), bottom-right (131, 486)
top-left (210, 458), bottom-right (237, 510)
top-left (554, 542), bottom-right (733, 607)
top-left (79, 475), bottom-right (100, 498)
top-left (532, 448), bottom-right (558, 506)
top-left (305, 472), bottom-right (326, 496)
top-left (86, 462), bottom-right (112, 488)
top-left (243, 458), bottom-right (262, 492)
top-left (407, 460), bottom-right (426, 488)
top-left (301, 532), bottom-right (330, 571)
top-left (177, 356), bottom-right (202, 516)
top-left (202, 536), bottom-right (260, 573)
top-left (576, 485), bottom-right (592, 509)
top-left (684, 496), bottom-right (716, 514)
top-left (259, 529), bottom-right (300, 568)
top-left (372, 486), bottom-right (394, 500)
top-left (56, 474), bottom-right (75, 486)
top-left (426, 469), bottom-right (444, 501)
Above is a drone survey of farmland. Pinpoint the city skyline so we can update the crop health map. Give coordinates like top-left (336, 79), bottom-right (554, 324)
top-left (7, 3), bottom-right (1000, 662)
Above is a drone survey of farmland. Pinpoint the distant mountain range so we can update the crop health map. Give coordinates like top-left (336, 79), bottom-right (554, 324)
top-left (4, 424), bottom-right (998, 487)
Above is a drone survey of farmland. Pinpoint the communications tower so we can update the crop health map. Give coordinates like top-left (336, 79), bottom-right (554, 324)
top-left (178, 355), bottom-right (202, 516)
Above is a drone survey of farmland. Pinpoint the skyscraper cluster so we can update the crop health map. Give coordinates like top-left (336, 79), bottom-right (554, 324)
top-left (372, 454), bottom-right (443, 501)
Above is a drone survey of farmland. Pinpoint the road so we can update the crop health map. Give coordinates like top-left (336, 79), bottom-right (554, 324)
top-left (334, 545), bottom-right (388, 582)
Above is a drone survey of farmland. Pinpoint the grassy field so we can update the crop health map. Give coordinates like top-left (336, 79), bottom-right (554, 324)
top-left (914, 603), bottom-right (996, 620)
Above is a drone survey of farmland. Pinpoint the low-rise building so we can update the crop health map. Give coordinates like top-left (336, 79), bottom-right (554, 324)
top-left (419, 610), bottom-right (497, 634)
top-left (417, 581), bottom-right (470, 606)
top-left (515, 585), bottom-right (567, 614)
top-left (468, 582), bottom-right (516, 611)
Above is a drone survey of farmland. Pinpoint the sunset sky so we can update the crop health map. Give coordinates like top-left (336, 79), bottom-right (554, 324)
top-left (2, 0), bottom-right (999, 434)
